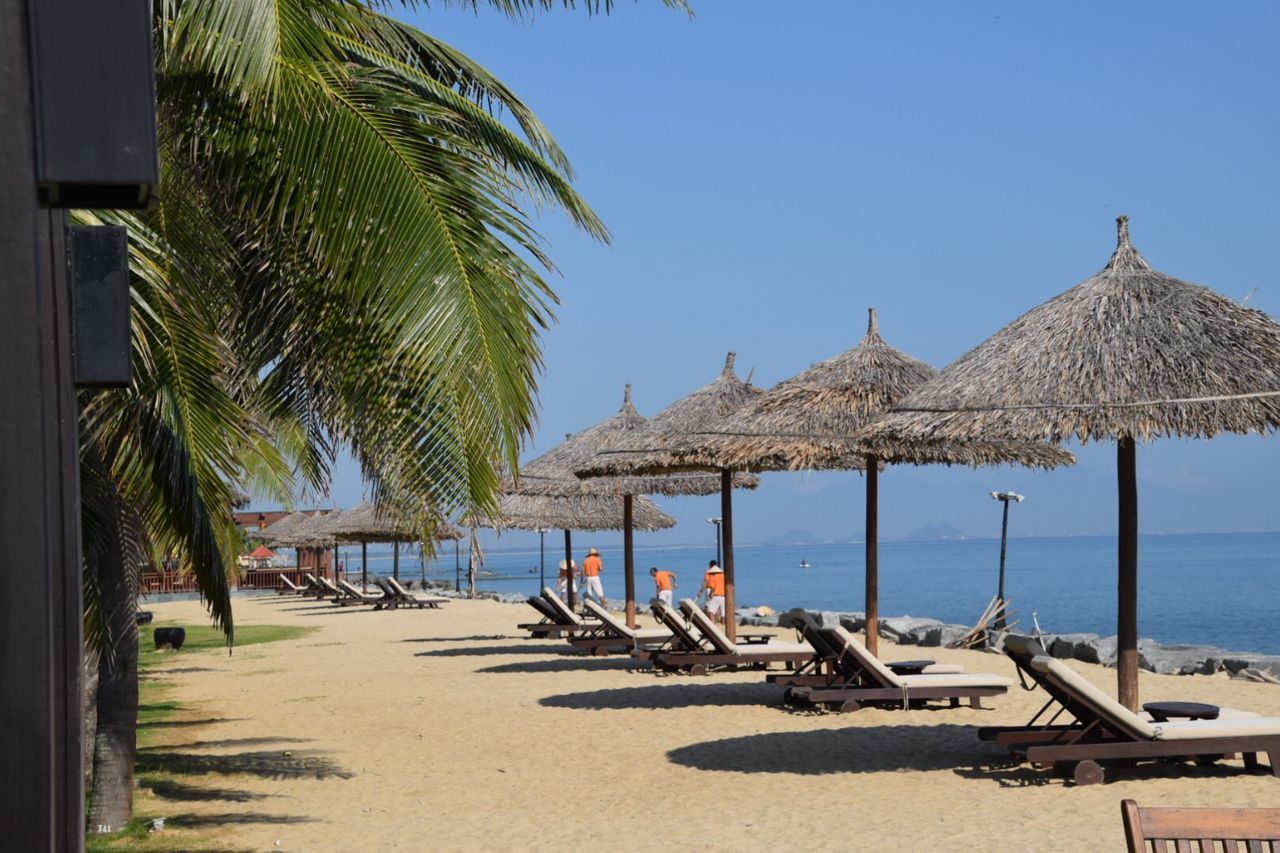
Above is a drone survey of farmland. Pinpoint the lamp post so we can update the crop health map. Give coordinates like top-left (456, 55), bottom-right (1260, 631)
top-left (536, 528), bottom-right (548, 591)
top-left (990, 491), bottom-right (1024, 630)
top-left (707, 517), bottom-right (722, 567)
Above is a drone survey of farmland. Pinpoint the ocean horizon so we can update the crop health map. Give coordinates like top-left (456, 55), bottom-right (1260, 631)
top-left (349, 530), bottom-right (1280, 656)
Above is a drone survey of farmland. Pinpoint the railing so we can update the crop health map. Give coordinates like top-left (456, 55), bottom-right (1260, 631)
top-left (139, 572), bottom-right (202, 594)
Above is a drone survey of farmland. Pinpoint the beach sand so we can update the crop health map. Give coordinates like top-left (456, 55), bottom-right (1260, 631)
top-left (134, 594), bottom-right (1280, 852)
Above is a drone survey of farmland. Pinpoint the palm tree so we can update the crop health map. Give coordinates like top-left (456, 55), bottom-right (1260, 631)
top-left (84, 0), bottom-right (689, 832)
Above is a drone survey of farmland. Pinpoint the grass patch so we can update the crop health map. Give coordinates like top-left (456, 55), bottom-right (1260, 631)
top-left (138, 623), bottom-right (314, 672)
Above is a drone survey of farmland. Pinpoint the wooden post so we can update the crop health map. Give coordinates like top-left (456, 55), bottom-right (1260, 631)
top-left (361, 541), bottom-right (368, 593)
top-left (0, 4), bottom-right (84, 844)
top-left (1117, 437), bottom-right (1139, 711)
top-left (332, 544), bottom-right (339, 582)
top-left (721, 468), bottom-right (736, 642)
top-left (623, 495), bottom-right (636, 628)
top-left (392, 541), bottom-right (400, 582)
top-left (865, 456), bottom-right (879, 656)
top-left (564, 529), bottom-right (575, 609)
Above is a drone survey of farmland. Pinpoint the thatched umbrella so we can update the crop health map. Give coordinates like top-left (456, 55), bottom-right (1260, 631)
top-left (284, 510), bottom-right (339, 580)
top-left (467, 492), bottom-right (676, 602)
top-left (320, 503), bottom-right (463, 591)
top-left (513, 385), bottom-right (754, 624)
top-left (577, 353), bottom-right (762, 640)
top-left (866, 216), bottom-right (1280, 708)
top-left (679, 310), bottom-right (1073, 654)
top-left (264, 510), bottom-right (330, 577)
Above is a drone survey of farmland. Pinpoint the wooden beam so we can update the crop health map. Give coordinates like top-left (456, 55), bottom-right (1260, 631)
top-left (1117, 437), bottom-right (1139, 711)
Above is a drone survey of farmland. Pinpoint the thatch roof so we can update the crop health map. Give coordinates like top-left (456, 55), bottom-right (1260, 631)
top-left (317, 502), bottom-right (464, 543)
top-left (470, 493), bottom-right (676, 533)
top-left (262, 510), bottom-right (317, 547)
top-left (682, 310), bottom-right (1071, 471)
top-left (513, 385), bottom-right (756, 497)
top-left (576, 352), bottom-right (763, 478)
top-left (269, 510), bottom-right (337, 548)
top-left (867, 217), bottom-right (1280, 445)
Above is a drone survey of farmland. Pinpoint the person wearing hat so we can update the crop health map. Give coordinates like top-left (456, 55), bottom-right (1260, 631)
top-left (579, 547), bottom-right (606, 608)
top-left (650, 566), bottom-right (678, 607)
top-left (556, 557), bottom-right (577, 601)
top-left (700, 559), bottom-right (726, 624)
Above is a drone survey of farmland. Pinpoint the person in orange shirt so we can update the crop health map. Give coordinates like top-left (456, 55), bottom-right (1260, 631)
top-left (650, 566), bottom-right (678, 607)
top-left (699, 560), bottom-right (725, 623)
top-left (579, 547), bottom-right (606, 608)
top-left (556, 558), bottom-right (577, 601)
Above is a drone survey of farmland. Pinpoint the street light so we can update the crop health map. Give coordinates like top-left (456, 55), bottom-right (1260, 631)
top-left (990, 491), bottom-right (1024, 630)
top-left (536, 528), bottom-right (549, 591)
top-left (706, 517), bottom-right (722, 567)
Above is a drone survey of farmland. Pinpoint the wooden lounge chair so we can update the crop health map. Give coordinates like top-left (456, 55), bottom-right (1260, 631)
top-left (519, 595), bottom-right (583, 638)
top-left (977, 635), bottom-right (1260, 748)
top-left (1121, 799), bottom-right (1280, 852)
top-left (647, 599), bottom-right (815, 675)
top-left (537, 587), bottom-right (603, 634)
top-left (277, 574), bottom-right (308, 595)
top-left (335, 578), bottom-right (385, 607)
top-left (1003, 655), bottom-right (1280, 786)
top-left (568, 600), bottom-right (673, 655)
top-left (767, 611), bottom-right (962, 689)
top-left (312, 574), bottom-right (343, 600)
top-left (302, 573), bottom-right (333, 599)
top-left (384, 577), bottom-right (447, 609)
top-left (785, 625), bottom-right (1010, 713)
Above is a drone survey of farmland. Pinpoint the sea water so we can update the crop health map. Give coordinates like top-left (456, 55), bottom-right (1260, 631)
top-left (351, 532), bottom-right (1280, 655)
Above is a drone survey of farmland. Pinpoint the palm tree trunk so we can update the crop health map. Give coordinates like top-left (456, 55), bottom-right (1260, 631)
top-left (87, 528), bottom-right (138, 834)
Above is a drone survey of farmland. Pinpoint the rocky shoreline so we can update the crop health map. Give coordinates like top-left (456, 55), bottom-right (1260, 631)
top-left (737, 605), bottom-right (1280, 683)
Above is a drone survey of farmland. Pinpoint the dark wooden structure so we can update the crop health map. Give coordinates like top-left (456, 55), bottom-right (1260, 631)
top-left (1122, 799), bottom-right (1280, 853)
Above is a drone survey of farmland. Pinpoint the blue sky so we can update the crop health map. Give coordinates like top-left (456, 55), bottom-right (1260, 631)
top-left (319, 1), bottom-right (1280, 549)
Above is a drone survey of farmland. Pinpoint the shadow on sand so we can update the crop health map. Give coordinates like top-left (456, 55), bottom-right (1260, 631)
top-left (137, 748), bottom-right (354, 781)
top-left (167, 812), bottom-right (314, 828)
top-left (478, 657), bottom-right (640, 675)
top-left (144, 778), bottom-right (271, 803)
top-left (541, 681), bottom-right (779, 710)
top-left (139, 717), bottom-right (246, 731)
top-left (666, 724), bottom-right (1004, 776)
top-left (413, 644), bottom-right (563, 658)
top-left (401, 635), bottom-right (520, 644)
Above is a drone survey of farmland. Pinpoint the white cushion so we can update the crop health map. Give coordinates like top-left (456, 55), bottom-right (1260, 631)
top-left (899, 673), bottom-right (1013, 689)
top-left (1029, 656), bottom-right (1155, 739)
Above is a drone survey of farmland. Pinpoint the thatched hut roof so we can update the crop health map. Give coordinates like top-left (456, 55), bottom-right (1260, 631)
top-left (317, 502), bottom-right (464, 543)
top-left (866, 217), bottom-right (1280, 445)
top-left (270, 510), bottom-right (337, 548)
top-left (263, 510), bottom-right (317, 547)
top-left (514, 385), bottom-right (756, 497)
top-left (576, 352), bottom-right (763, 478)
top-left (471, 493), bottom-right (676, 533)
top-left (665, 310), bottom-right (1068, 471)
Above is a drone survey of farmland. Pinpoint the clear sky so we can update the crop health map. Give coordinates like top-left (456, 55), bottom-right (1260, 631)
top-left (317, 1), bottom-right (1280, 550)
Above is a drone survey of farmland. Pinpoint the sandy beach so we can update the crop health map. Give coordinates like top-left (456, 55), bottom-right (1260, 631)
top-left (134, 594), bottom-right (1280, 852)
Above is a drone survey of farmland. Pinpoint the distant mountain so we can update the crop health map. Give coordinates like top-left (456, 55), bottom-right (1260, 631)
top-left (763, 529), bottom-right (821, 546)
top-left (900, 523), bottom-right (966, 542)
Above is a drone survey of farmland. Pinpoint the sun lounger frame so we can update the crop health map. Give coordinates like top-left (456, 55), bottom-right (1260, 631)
top-left (384, 577), bottom-right (447, 609)
top-left (568, 600), bottom-right (672, 655)
top-left (335, 578), bottom-right (386, 607)
top-left (645, 600), bottom-right (814, 675)
top-left (1004, 656), bottom-right (1280, 786)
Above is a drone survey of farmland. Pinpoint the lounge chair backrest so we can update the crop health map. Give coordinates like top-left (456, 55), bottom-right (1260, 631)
top-left (527, 596), bottom-right (559, 621)
top-left (280, 574), bottom-right (300, 590)
top-left (1121, 799), bottom-right (1280, 853)
top-left (1003, 634), bottom-right (1048, 659)
top-left (319, 576), bottom-right (341, 594)
top-left (1028, 656), bottom-right (1155, 740)
top-left (373, 577), bottom-right (396, 597)
top-left (386, 577), bottom-right (414, 597)
top-left (679, 600), bottom-right (737, 655)
top-left (651, 601), bottom-right (706, 651)
top-left (790, 613), bottom-right (837, 660)
top-left (822, 625), bottom-right (904, 688)
top-left (305, 572), bottom-right (322, 587)
top-left (338, 579), bottom-right (369, 599)
top-left (583, 600), bottom-right (634, 637)
top-left (540, 588), bottom-right (583, 625)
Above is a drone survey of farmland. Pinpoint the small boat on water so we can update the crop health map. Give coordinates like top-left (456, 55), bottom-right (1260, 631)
top-left (799, 559), bottom-right (811, 569)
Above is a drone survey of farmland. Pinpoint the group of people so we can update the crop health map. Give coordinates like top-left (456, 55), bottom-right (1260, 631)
top-left (555, 549), bottom-right (728, 623)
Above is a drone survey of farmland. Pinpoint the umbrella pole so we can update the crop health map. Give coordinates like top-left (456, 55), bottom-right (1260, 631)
top-left (296, 548), bottom-right (302, 578)
top-left (1118, 437), bottom-right (1139, 711)
top-left (721, 468), bottom-right (736, 642)
top-left (624, 495), bottom-right (636, 629)
top-left (865, 456), bottom-right (879, 657)
top-left (361, 541), bottom-right (368, 593)
top-left (454, 540), bottom-right (460, 592)
top-left (393, 541), bottom-right (400, 583)
top-left (333, 544), bottom-right (338, 582)
top-left (564, 529), bottom-right (575, 610)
